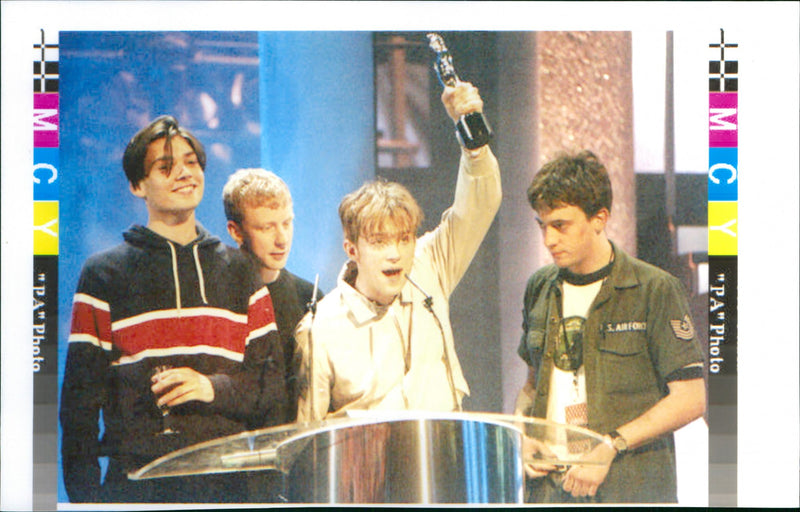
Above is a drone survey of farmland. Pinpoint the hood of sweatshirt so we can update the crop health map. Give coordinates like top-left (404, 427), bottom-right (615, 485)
top-left (122, 223), bottom-right (221, 251)
top-left (122, 223), bottom-right (223, 310)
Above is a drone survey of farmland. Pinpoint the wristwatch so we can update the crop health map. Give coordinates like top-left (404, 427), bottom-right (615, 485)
top-left (608, 430), bottom-right (629, 454)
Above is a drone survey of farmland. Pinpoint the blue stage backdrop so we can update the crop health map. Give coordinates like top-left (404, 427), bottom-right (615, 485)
top-left (258, 32), bottom-right (375, 292)
top-left (57, 31), bottom-right (373, 503)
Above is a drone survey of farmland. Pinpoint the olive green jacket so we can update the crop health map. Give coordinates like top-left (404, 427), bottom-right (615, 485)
top-left (518, 243), bottom-right (704, 503)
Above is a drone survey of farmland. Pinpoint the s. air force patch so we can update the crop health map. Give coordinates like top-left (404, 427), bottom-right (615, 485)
top-left (670, 314), bottom-right (696, 341)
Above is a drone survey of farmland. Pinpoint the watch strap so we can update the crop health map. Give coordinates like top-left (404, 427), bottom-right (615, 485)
top-left (609, 429), bottom-right (628, 453)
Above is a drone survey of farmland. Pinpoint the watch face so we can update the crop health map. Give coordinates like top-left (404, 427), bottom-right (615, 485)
top-left (614, 436), bottom-right (627, 452)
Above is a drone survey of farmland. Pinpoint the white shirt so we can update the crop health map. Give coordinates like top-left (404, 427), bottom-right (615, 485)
top-left (546, 280), bottom-right (603, 455)
top-left (296, 147), bottom-right (501, 421)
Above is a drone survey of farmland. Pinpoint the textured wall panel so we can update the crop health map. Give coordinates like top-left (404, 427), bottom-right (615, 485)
top-left (535, 31), bottom-right (636, 256)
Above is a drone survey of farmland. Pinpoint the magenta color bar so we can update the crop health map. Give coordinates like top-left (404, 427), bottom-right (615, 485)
top-left (34, 93), bottom-right (59, 148)
top-left (709, 92), bottom-right (738, 147)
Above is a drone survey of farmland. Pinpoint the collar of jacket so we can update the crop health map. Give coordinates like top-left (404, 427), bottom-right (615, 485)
top-left (544, 241), bottom-right (641, 297)
top-left (337, 260), bottom-right (415, 324)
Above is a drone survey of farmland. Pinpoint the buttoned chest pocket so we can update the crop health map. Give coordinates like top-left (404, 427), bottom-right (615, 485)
top-left (597, 330), bottom-right (656, 394)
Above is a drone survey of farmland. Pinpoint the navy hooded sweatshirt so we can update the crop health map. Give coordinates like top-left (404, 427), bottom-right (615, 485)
top-left (60, 224), bottom-right (287, 502)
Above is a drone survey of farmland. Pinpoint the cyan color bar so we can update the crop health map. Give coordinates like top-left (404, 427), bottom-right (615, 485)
top-left (34, 148), bottom-right (59, 201)
top-left (708, 147), bottom-right (737, 201)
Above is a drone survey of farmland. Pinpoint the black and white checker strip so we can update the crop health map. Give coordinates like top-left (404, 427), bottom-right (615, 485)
top-left (33, 29), bottom-right (59, 93)
top-left (709, 28), bottom-right (738, 92)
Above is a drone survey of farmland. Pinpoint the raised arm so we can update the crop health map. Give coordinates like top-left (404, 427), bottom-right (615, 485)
top-left (421, 82), bottom-right (501, 295)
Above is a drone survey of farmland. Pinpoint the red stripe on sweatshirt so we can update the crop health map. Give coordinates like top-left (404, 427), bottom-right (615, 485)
top-left (113, 314), bottom-right (250, 356)
top-left (248, 287), bottom-right (276, 333)
top-left (70, 299), bottom-right (112, 346)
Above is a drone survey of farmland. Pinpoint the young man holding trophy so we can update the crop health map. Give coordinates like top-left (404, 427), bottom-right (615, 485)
top-left (295, 34), bottom-right (500, 421)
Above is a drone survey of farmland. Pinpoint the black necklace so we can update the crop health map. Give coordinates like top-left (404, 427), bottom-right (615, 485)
top-left (559, 261), bottom-right (613, 286)
top-left (558, 248), bottom-right (615, 286)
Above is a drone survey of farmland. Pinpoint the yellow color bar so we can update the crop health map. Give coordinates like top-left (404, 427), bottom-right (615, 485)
top-left (33, 201), bottom-right (59, 255)
top-left (708, 201), bottom-right (737, 256)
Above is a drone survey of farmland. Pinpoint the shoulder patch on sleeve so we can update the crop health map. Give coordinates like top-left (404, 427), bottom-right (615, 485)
top-left (670, 314), bottom-right (695, 341)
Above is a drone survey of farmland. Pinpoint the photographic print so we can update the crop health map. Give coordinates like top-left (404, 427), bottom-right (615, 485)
top-left (2, 1), bottom-right (798, 509)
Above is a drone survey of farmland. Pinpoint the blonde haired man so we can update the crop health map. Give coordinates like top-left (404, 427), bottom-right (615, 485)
top-left (223, 168), bottom-right (321, 424)
top-left (296, 82), bottom-right (501, 421)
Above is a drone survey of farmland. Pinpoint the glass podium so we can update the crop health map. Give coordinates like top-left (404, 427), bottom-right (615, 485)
top-left (130, 411), bottom-right (612, 504)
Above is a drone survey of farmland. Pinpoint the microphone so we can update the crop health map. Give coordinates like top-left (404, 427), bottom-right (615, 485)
top-left (404, 272), bottom-right (433, 312)
top-left (404, 273), bottom-right (461, 412)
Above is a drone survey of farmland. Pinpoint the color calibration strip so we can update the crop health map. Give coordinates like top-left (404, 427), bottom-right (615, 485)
top-left (707, 28), bottom-right (738, 507)
top-left (33, 28), bottom-right (60, 511)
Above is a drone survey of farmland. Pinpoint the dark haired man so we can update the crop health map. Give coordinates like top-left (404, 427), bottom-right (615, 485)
top-left (515, 151), bottom-right (705, 503)
top-left (59, 116), bottom-right (287, 503)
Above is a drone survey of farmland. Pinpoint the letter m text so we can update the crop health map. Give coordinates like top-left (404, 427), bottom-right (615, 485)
top-left (709, 92), bottom-right (737, 147)
top-left (34, 93), bottom-right (59, 147)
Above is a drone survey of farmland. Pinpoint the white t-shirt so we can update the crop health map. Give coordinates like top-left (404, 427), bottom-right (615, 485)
top-left (546, 280), bottom-right (603, 454)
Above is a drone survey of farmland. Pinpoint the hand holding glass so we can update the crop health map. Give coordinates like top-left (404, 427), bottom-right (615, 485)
top-left (151, 365), bottom-right (180, 436)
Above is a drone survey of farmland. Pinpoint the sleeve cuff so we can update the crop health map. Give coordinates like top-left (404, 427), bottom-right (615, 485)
top-left (463, 145), bottom-right (488, 159)
top-left (460, 145), bottom-right (496, 178)
top-left (665, 364), bottom-right (704, 383)
top-left (207, 373), bottom-right (233, 412)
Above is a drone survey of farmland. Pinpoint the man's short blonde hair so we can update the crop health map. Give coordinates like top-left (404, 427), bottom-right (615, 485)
top-left (222, 168), bottom-right (292, 224)
top-left (338, 179), bottom-right (424, 243)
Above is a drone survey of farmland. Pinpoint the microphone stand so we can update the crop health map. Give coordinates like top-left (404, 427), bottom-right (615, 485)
top-left (305, 274), bottom-right (320, 420)
top-left (405, 274), bottom-right (462, 412)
